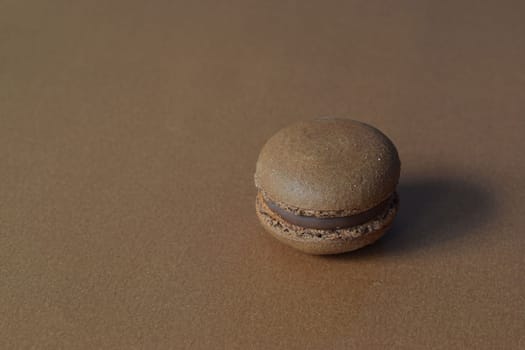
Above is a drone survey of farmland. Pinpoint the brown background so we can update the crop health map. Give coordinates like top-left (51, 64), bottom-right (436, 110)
top-left (1, 1), bottom-right (524, 349)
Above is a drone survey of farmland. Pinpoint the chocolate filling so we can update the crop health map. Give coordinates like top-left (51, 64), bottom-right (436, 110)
top-left (265, 196), bottom-right (393, 230)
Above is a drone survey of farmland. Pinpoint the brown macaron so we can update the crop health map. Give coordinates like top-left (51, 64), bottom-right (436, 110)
top-left (254, 117), bottom-right (401, 255)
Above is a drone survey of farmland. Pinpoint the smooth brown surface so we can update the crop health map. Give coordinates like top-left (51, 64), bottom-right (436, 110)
top-left (1, 1), bottom-right (524, 349)
top-left (255, 118), bottom-right (400, 214)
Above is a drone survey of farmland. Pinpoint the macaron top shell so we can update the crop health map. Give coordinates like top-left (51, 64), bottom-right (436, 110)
top-left (255, 118), bottom-right (400, 215)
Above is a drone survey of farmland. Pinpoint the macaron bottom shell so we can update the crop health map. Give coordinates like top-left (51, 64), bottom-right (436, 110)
top-left (255, 192), bottom-right (399, 255)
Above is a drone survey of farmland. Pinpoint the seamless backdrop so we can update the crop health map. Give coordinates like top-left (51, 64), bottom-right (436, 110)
top-left (1, 1), bottom-right (524, 349)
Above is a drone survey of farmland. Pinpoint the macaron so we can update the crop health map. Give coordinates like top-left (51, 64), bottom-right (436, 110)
top-left (254, 117), bottom-right (401, 255)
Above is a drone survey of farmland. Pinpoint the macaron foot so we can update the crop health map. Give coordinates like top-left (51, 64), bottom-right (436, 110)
top-left (255, 192), bottom-right (399, 255)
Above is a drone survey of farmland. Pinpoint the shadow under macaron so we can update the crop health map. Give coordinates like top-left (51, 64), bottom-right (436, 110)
top-left (325, 176), bottom-right (496, 259)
